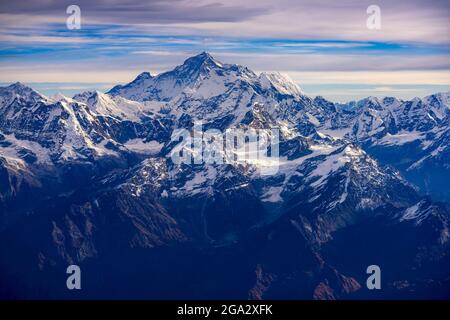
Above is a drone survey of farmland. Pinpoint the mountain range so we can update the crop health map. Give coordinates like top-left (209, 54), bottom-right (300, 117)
top-left (0, 52), bottom-right (449, 299)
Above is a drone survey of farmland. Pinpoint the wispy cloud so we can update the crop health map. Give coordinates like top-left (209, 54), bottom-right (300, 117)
top-left (0, 0), bottom-right (269, 24)
top-left (0, 0), bottom-right (448, 100)
top-left (0, 34), bottom-right (93, 43)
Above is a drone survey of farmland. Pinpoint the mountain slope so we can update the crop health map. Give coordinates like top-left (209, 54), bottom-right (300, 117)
top-left (0, 53), bottom-right (449, 299)
top-left (314, 93), bottom-right (450, 201)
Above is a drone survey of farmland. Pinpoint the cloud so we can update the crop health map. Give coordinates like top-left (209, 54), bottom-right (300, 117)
top-left (0, 0), bottom-right (449, 101)
top-left (1, 0), bottom-right (449, 44)
top-left (0, 0), bottom-right (269, 24)
top-left (210, 52), bottom-right (450, 72)
top-left (275, 42), bottom-right (374, 49)
top-left (0, 34), bottom-right (93, 43)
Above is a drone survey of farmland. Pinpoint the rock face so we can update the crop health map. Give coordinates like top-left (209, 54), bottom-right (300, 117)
top-left (0, 53), bottom-right (449, 299)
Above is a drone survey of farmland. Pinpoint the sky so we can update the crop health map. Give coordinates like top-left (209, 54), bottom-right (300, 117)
top-left (0, 0), bottom-right (449, 102)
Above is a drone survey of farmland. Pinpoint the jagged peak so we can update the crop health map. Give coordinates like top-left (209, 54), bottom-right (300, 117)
top-left (73, 90), bottom-right (96, 100)
top-left (356, 96), bottom-right (383, 110)
top-left (8, 81), bottom-right (29, 89)
top-left (49, 92), bottom-right (73, 103)
top-left (108, 71), bottom-right (153, 95)
top-left (423, 91), bottom-right (450, 108)
top-left (259, 71), bottom-right (303, 96)
top-left (0, 82), bottom-right (46, 103)
top-left (126, 72), bottom-right (153, 87)
top-left (4, 82), bottom-right (39, 94)
top-left (365, 96), bottom-right (381, 103)
top-left (381, 96), bottom-right (400, 104)
top-left (135, 71), bottom-right (153, 80)
top-left (178, 51), bottom-right (224, 72)
top-left (73, 90), bottom-right (113, 106)
top-left (186, 51), bottom-right (220, 65)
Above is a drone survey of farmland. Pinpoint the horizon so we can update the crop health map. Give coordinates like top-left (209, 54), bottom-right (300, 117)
top-left (0, 1), bottom-right (449, 102)
top-left (2, 50), bottom-right (450, 104)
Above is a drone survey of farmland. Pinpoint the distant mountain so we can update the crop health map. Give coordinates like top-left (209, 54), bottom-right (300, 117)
top-left (313, 93), bottom-right (450, 202)
top-left (0, 53), bottom-right (449, 299)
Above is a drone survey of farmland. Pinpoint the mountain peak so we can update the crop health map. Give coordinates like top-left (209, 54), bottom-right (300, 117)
top-left (7, 82), bottom-right (36, 93)
top-left (49, 92), bottom-right (73, 103)
top-left (259, 72), bottom-right (303, 97)
top-left (356, 96), bottom-right (382, 109)
top-left (180, 51), bottom-right (223, 70)
top-left (423, 91), bottom-right (450, 109)
top-left (0, 82), bottom-right (45, 104)
top-left (191, 51), bottom-right (215, 62)
top-left (127, 72), bottom-right (153, 85)
top-left (108, 71), bottom-right (153, 97)
top-left (73, 90), bottom-right (111, 105)
top-left (9, 81), bottom-right (27, 88)
top-left (135, 71), bottom-right (153, 80)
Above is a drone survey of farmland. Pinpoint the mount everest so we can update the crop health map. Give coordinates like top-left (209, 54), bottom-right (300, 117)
top-left (0, 52), bottom-right (449, 299)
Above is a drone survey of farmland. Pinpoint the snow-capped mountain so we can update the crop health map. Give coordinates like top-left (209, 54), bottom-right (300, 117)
top-left (109, 52), bottom-right (305, 127)
top-left (0, 52), bottom-right (449, 299)
top-left (312, 92), bottom-right (450, 201)
top-left (0, 84), bottom-right (173, 165)
top-left (0, 82), bottom-right (48, 107)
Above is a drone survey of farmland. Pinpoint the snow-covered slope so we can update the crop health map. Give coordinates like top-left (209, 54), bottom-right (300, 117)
top-left (311, 92), bottom-right (450, 201)
top-left (0, 83), bottom-right (173, 168)
top-left (0, 53), bottom-right (449, 299)
top-left (108, 52), bottom-right (310, 127)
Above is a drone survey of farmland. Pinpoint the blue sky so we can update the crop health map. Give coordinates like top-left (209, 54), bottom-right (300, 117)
top-left (0, 0), bottom-right (449, 102)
